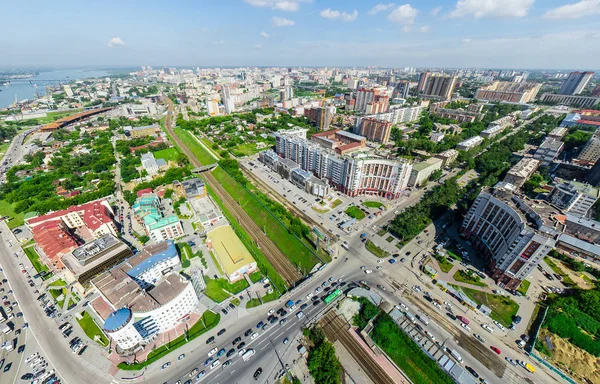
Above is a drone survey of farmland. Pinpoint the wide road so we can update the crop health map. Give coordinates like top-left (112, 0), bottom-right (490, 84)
top-left (0, 222), bottom-right (111, 384)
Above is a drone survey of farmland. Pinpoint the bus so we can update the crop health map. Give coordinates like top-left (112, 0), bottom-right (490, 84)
top-left (323, 289), bottom-right (342, 304)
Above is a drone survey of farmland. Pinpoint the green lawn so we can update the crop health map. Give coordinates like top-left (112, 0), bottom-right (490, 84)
top-left (203, 278), bottom-right (231, 303)
top-left (174, 128), bottom-right (217, 165)
top-left (377, 229), bottom-right (387, 236)
top-left (365, 240), bottom-right (389, 258)
top-left (0, 199), bottom-right (24, 229)
top-left (77, 311), bottom-right (109, 347)
top-left (363, 201), bottom-right (383, 208)
top-left (249, 271), bottom-right (263, 284)
top-left (345, 206), bottom-right (366, 220)
top-left (211, 166), bottom-right (322, 273)
top-left (517, 280), bottom-right (531, 296)
top-left (371, 313), bottom-right (456, 384)
top-left (331, 199), bottom-right (342, 208)
top-left (456, 286), bottom-right (520, 328)
top-left (232, 143), bottom-right (260, 157)
top-left (385, 235), bottom-right (395, 243)
top-left (23, 247), bottom-right (50, 275)
top-left (119, 311), bottom-right (220, 371)
top-left (434, 254), bottom-right (454, 273)
top-left (453, 270), bottom-right (487, 287)
top-left (246, 291), bottom-right (279, 308)
top-left (153, 147), bottom-right (180, 162)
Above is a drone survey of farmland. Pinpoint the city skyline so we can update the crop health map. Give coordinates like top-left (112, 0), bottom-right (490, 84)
top-left (1, 0), bottom-right (600, 69)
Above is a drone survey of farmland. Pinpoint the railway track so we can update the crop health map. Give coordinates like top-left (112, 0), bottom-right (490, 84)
top-left (320, 311), bottom-right (397, 384)
top-left (162, 101), bottom-right (301, 285)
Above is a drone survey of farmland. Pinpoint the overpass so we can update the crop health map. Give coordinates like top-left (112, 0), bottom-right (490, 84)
top-left (191, 163), bottom-right (217, 173)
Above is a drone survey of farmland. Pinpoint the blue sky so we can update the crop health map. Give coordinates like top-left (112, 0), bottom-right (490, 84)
top-left (1, 0), bottom-right (599, 69)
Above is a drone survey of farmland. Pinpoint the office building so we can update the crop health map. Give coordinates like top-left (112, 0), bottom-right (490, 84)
top-left (575, 128), bottom-right (600, 166)
top-left (475, 81), bottom-right (541, 103)
top-left (533, 137), bottom-right (564, 166)
top-left (62, 235), bottom-right (133, 288)
top-left (540, 93), bottom-right (600, 108)
top-left (548, 180), bottom-right (600, 217)
top-left (358, 117), bottom-right (393, 144)
top-left (421, 75), bottom-right (458, 100)
top-left (408, 158), bottom-right (443, 187)
top-left (457, 136), bottom-right (484, 151)
top-left (173, 178), bottom-right (206, 199)
top-left (503, 158), bottom-right (540, 188)
top-left (559, 71), bottom-right (594, 95)
top-left (461, 185), bottom-right (557, 289)
top-left (270, 129), bottom-right (412, 199)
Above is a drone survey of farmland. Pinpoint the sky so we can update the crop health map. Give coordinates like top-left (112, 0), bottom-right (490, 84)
top-left (1, 0), bottom-right (600, 70)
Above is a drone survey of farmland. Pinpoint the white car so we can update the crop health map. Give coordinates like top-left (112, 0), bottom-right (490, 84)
top-left (211, 360), bottom-right (221, 369)
top-left (306, 293), bottom-right (313, 300)
top-left (398, 303), bottom-right (408, 311)
top-left (460, 323), bottom-right (471, 331)
top-left (364, 269), bottom-right (373, 274)
top-left (482, 324), bottom-right (494, 333)
top-left (238, 348), bottom-right (246, 356)
top-left (208, 348), bottom-right (218, 357)
top-left (267, 309), bottom-right (275, 316)
top-left (443, 301), bottom-right (452, 307)
top-left (251, 333), bottom-right (259, 340)
top-left (493, 321), bottom-right (506, 331)
top-left (432, 302), bottom-right (442, 310)
top-left (424, 330), bottom-right (436, 341)
top-left (377, 259), bottom-right (384, 264)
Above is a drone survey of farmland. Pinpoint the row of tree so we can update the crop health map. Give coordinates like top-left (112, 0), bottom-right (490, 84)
top-left (305, 327), bottom-right (341, 384)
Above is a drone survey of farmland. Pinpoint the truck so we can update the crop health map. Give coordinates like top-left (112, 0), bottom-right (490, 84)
top-left (404, 311), bottom-right (416, 323)
top-left (456, 316), bottom-right (470, 325)
top-left (450, 349), bottom-right (463, 363)
top-left (416, 314), bottom-right (430, 326)
top-left (242, 349), bottom-right (255, 361)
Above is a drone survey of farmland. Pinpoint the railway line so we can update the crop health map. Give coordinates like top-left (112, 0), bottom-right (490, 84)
top-left (320, 311), bottom-right (397, 384)
top-left (161, 100), bottom-right (301, 285)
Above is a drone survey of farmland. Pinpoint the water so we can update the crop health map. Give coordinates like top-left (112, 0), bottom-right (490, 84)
top-left (0, 68), bottom-right (111, 109)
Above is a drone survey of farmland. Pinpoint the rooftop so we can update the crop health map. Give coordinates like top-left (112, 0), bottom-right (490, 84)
top-left (129, 274), bottom-right (190, 313)
top-left (126, 241), bottom-right (178, 278)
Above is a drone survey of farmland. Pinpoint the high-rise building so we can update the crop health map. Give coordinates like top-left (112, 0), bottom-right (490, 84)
top-left (280, 86), bottom-right (294, 102)
top-left (592, 84), bottom-right (600, 97)
top-left (221, 86), bottom-right (234, 114)
top-left (271, 76), bottom-right (281, 88)
top-left (355, 88), bottom-right (377, 113)
top-left (393, 80), bottom-right (410, 99)
top-left (422, 75), bottom-right (458, 100)
top-left (358, 118), bottom-right (393, 144)
top-left (206, 98), bottom-right (220, 116)
top-left (305, 106), bottom-right (336, 131)
top-left (559, 71), bottom-right (594, 95)
top-left (461, 185), bottom-right (556, 289)
top-left (417, 71), bottom-right (430, 94)
top-left (475, 81), bottom-right (541, 103)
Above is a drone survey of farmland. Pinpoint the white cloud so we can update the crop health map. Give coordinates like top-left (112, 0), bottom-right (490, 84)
top-left (430, 6), bottom-right (442, 16)
top-left (272, 16), bottom-right (295, 26)
top-left (462, 38), bottom-right (472, 43)
top-left (260, 31), bottom-right (270, 38)
top-left (320, 8), bottom-right (358, 21)
top-left (544, 0), bottom-right (600, 19)
top-left (107, 37), bottom-right (126, 47)
top-left (388, 4), bottom-right (418, 24)
top-left (212, 40), bottom-right (225, 45)
top-left (375, 28), bottom-right (385, 32)
top-left (242, 0), bottom-right (309, 11)
top-left (368, 3), bottom-right (396, 15)
top-left (401, 25), bottom-right (412, 32)
top-left (448, 0), bottom-right (534, 19)
top-left (420, 25), bottom-right (430, 33)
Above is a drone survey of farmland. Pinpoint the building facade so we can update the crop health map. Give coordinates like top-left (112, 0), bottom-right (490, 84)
top-left (475, 81), bottom-right (541, 103)
top-left (358, 117), bottom-right (393, 144)
top-left (559, 71), bottom-right (594, 95)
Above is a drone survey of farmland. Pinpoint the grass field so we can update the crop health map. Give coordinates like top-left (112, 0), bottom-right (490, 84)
top-left (453, 270), bottom-right (487, 287)
top-left (212, 166), bottom-right (321, 273)
top-left (208, 251), bottom-right (225, 276)
top-left (77, 311), bottom-right (109, 347)
top-left (345, 206), bottom-right (366, 220)
top-left (249, 271), bottom-right (263, 284)
top-left (433, 255), bottom-right (454, 273)
top-left (385, 235), bottom-right (395, 243)
top-left (456, 286), bottom-right (519, 327)
top-left (246, 291), bottom-right (279, 308)
top-left (175, 128), bottom-right (217, 165)
top-left (232, 143), bottom-right (261, 157)
top-left (0, 199), bottom-right (24, 229)
top-left (23, 247), bottom-right (50, 275)
top-left (363, 201), bottom-right (383, 208)
top-left (517, 280), bottom-right (531, 296)
top-left (153, 147), bottom-right (180, 162)
top-left (365, 240), bottom-right (389, 258)
top-left (331, 199), bottom-right (342, 208)
top-left (371, 313), bottom-right (456, 384)
top-left (119, 311), bottom-right (220, 370)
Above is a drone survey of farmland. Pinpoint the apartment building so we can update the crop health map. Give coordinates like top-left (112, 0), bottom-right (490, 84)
top-left (358, 117), bottom-right (393, 144)
top-left (503, 158), bottom-right (540, 188)
top-left (457, 136), bottom-right (484, 151)
top-left (475, 81), bottom-right (541, 103)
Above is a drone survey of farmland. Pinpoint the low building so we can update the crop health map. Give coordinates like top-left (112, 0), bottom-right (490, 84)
top-left (408, 157), bottom-right (443, 187)
top-left (173, 178), bottom-right (206, 199)
top-left (435, 149), bottom-right (459, 168)
top-left (62, 235), bottom-right (133, 289)
top-left (540, 93), bottom-right (600, 109)
top-left (564, 214), bottom-right (600, 243)
top-left (311, 130), bottom-right (366, 154)
top-left (457, 136), bottom-right (484, 151)
top-left (533, 137), bottom-right (564, 166)
top-left (430, 132), bottom-right (445, 143)
top-left (141, 152), bottom-right (166, 176)
top-left (548, 127), bottom-right (568, 140)
top-left (206, 226), bottom-right (257, 282)
top-left (503, 158), bottom-right (540, 188)
top-left (575, 127), bottom-right (600, 166)
top-left (290, 168), bottom-right (330, 197)
top-left (548, 180), bottom-right (599, 217)
top-left (129, 124), bottom-right (161, 138)
top-left (557, 234), bottom-right (600, 261)
top-left (147, 216), bottom-right (184, 243)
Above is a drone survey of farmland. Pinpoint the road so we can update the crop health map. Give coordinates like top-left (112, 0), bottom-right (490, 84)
top-left (0, 128), bottom-right (38, 183)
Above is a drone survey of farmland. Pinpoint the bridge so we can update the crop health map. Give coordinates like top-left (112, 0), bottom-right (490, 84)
top-left (191, 164), bottom-right (217, 173)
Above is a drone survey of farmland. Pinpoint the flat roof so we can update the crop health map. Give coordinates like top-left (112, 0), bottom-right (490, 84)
top-left (207, 226), bottom-right (255, 276)
top-left (129, 274), bottom-right (189, 313)
top-left (336, 130), bottom-right (365, 141)
top-left (558, 234), bottom-right (600, 256)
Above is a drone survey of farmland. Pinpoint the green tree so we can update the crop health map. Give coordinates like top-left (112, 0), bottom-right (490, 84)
top-left (307, 341), bottom-right (341, 384)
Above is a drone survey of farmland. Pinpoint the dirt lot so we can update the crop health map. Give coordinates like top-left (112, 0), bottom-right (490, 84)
top-left (539, 328), bottom-right (600, 384)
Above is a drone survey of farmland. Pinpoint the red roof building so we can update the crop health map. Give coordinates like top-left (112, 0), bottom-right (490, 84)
top-left (32, 221), bottom-right (79, 269)
top-left (137, 188), bottom-right (153, 197)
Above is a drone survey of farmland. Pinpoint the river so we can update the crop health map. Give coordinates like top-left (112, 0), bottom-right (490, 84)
top-left (0, 68), bottom-right (111, 109)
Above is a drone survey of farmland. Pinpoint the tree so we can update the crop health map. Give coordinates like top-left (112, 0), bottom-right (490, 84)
top-left (307, 341), bottom-right (341, 384)
top-left (430, 169), bottom-right (443, 182)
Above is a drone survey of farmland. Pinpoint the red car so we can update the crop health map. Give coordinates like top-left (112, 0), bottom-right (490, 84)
top-left (490, 346), bottom-right (501, 354)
